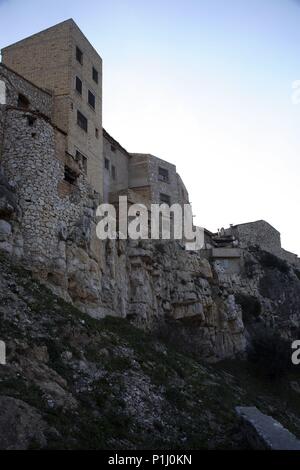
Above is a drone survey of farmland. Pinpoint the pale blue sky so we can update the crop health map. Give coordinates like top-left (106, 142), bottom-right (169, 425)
top-left (1, 0), bottom-right (300, 254)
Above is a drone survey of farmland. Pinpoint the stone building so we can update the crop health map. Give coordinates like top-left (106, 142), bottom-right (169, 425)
top-left (1, 19), bottom-right (103, 195)
top-left (1, 19), bottom-right (300, 362)
top-left (0, 19), bottom-right (194, 320)
top-left (1, 18), bottom-right (191, 210)
top-left (225, 220), bottom-right (300, 266)
top-left (129, 153), bottom-right (189, 207)
top-left (103, 129), bottom-right (190, 208)
top-left (0, 62), bottom-right (101, 285)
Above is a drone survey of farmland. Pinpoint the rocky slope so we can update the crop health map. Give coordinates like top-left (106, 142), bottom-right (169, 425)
top-left (0, 252), bottom-right (299, 450)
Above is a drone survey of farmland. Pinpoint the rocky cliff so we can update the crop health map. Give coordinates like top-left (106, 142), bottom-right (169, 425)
top-left (0, 252), bottom-right (300, 449)
top-left (1, 165), bottom-right (300, 449)
top-left (1, 169), bottom-right (300, 363)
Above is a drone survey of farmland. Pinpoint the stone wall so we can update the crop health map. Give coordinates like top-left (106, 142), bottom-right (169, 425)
top-left (226, 220), bottom-right (299, 267)
top-left (147, 154), bottom-right (179, 205)
top-left (1, 107), bottom-right (95, 256)
top-left (129, 153), bottom-right (189, 206)
top-left (230, 220), bottom-right (281, 253)
top-left (0, 64), bottom-right (52, 117)
top-left (0, 65), bottom-right (103, 311)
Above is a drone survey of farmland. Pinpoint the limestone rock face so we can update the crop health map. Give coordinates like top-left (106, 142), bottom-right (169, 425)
top-left (51, 236), bottom-right (247, 361)
top-left (0, 251), bottom-right (299, 450)
top-left (0, 160), bottom-right (299, 362)
top-left (0, 173), bottom-right (23, 259)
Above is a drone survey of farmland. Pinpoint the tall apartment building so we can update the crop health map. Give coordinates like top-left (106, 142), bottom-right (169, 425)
top-left (1, 19), bottom-right (103, 195)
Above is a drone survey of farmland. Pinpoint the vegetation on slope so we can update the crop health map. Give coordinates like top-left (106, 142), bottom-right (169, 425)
top-left (0, 254), bottom-right (299, 450)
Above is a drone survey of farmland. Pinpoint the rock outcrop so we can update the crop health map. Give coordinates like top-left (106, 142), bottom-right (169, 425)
top-left (0, 253), bottom-right (299, 450)
top-left (0, 168), bottom-right (300, 362)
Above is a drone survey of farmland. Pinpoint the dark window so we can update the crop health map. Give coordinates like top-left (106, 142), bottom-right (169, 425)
top-left (95, 128), bottom-right (99, 139)
top-left (88, 90), bottom-right (95, 109)
top-left (105, 158), bottom-right (110, 170)
top-left (112, 165), bottom-right (116, 180)
top-left (27, 115), bottom-right (36, 126)
top-left (160, 193), bottom-right (171, 205)
top-left (75, 149), bottom-right (83, 161)
top-left (18, 93), bottom-right (30, 109)
top-left (64, 166), bottom-right (78, 185)
top-left (75, 76), bottom-right (82, 95)
top-left (158, 167), bottom-right (169, 182)
top-left (111, 145), bottom-right (116, 153)
top-left (76, 46), bottom-right (83, 64)
top-left (92, 67), bottom-right (99, 84)
top-left (77, 110), bottom-right (88, 132)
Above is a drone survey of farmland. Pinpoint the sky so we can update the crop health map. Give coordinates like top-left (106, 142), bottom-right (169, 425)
top-left (0, 0), bottom-right (300, 254)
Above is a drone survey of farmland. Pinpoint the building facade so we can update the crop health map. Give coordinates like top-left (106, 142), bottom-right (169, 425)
top-left (0, 63), bottom-right (99, 269)
top-left (1, 19), bottom-right (191, 211)
top-left (2, 19), bottom-right (103, 195)
top-left (103, 130), bottom-right (190, 208)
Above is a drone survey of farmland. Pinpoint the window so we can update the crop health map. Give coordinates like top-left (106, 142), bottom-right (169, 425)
top-left (111, 145), bottom-right (116, 153)
top-left (27, 115), bottom-right (36, 126)
top-left (112, 165), bottom-right (116, 180)
top-left (92, 67), bottom-right (99, 84)
top-left (105, 158), bottom-right (110, 170)
top-left (88, 90), bottom-right (95, 109)
top-left (160, 193), bottom-right (171, 205)
top-left (95, 128), bottom-right (99, 139)
top-left (76, 46), bottom-right (83, 64)
top-left (18, 93), bottom-right (30, 109)
top-left (64, 166), bottom-right (78, 185)
top-left (158, 167), bottom-right (169, 182)
top-left (77, 110), bottom-right (88, 132)
top-left (75, 76), bottom-right (82, 95)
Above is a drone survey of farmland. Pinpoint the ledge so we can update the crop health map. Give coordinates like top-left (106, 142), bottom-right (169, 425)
top-left (236, 406), bottom-right (300, 450)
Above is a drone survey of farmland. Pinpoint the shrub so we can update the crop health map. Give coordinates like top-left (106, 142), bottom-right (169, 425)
top-left (154, 242), bottom-right (167, 255)
top-left (247, 327), bottom-right (292, 381)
